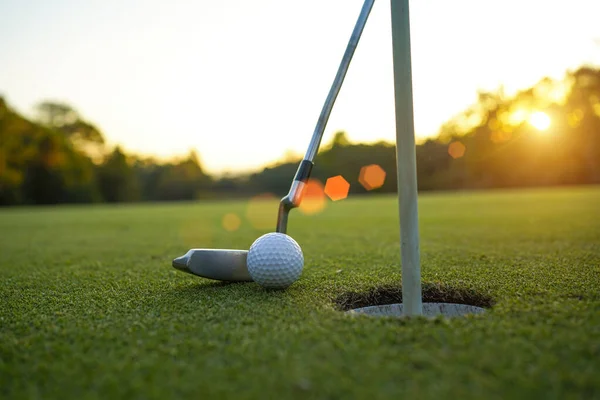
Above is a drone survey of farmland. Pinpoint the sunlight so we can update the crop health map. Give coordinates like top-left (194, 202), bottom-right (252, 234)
top-left (509, 108), bottom-right (529, 125)
top-left (528, 111), bottom-right (551, 131)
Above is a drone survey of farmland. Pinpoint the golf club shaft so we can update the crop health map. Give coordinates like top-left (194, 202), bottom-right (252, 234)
top-left (305, 0), bottom-right (375, 162)
top-left (276, 0), bottom-right (374, 233)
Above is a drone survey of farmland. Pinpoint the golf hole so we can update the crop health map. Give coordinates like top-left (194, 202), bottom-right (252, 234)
top-left (348, 302), bottom-right (485, 318)
top-left (335, 283), bottom-right (493, 319)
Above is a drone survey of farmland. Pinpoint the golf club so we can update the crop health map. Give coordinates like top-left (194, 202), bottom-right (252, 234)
top-left (276, 0), bottom-right (375, 234)
top-left (172, 0), bottom-right (375, 281)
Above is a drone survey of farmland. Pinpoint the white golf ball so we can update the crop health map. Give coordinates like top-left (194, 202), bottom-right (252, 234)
top-left (247, 232), bottom-right (303, 289)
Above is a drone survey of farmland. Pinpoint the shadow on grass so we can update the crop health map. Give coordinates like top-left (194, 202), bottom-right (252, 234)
top-left (152, 280), bottom-right (257, 310)
top-left (333, 282), bottom-right (495, 311)
top-left (158, 279), bottom-right (301, 313)
top-left (172, 280), bottom-right (251, 293)
top-left (168, 279), bottom-right (293, 296)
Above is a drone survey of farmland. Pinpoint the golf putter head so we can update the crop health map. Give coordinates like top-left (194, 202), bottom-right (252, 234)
top-left (172, 0), bottom-right (373, 281)
top-left (172, 248), bottom-right (252, 282)
top-left (173, 159), bottom-right (311, 283)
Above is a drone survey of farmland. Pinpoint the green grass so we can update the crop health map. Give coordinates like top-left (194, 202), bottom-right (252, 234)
top-left (1, 186), bottom-right (599, 399)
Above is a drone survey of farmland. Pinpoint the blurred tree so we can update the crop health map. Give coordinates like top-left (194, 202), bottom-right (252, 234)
top-left (153, 150), bottom-right (211, 201)
top-left (97, 146), bottom-right (140, 202)
top-left (22, 132), bottom-right (99, 204)
top-left (562, 67), bottom-right (600, 182)
top-left (1, 97), bottom-right (99, 205)
top-left (0, 97), bottom-right (26, 204)
top-left (35, 101), bottom-right (106, 161)
top-left (330, 131), bottom-right (351, 148)
top-left (2, 65), bottom-right (600, 207)
top-left (132, 156), bottom-right (163, 201)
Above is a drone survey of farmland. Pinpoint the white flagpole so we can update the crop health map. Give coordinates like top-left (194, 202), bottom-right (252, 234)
top-left (390, 0), bottom-right (423, 316)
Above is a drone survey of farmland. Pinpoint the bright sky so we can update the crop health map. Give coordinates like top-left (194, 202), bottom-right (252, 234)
top-left (1, 0), bottom-right (599, 175)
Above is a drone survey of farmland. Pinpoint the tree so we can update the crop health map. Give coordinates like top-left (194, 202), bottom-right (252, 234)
top-left (1, 97), bottom-right (99, 205)
top-left (329, 131), bottom-right (351, 148)
top-left (0, 97), bottom-right (26, 204)
top-left (97, 146), bottom-right (140, 202)
top-left (153, 150), bottom-right (211, 201)
top-left (35, 101), bottom-right (105, 161)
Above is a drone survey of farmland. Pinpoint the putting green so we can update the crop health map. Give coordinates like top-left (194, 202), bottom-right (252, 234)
top-left (1, 186), bottom-right (599, 399)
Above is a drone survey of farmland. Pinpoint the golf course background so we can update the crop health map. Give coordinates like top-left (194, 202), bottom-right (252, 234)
top-left (1, 66), bottom-right (600, 206)
top-left (2, 37), bottom-right (600, 397)
top-left (1, 187), bottom-right (599, 398)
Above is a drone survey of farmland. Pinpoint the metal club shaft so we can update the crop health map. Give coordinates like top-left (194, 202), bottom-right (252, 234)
top-left (276, 0), bottom-right (375, 234)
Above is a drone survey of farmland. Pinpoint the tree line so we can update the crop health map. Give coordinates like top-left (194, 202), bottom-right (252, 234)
top-left (1, 66), bottom-right (599, 206)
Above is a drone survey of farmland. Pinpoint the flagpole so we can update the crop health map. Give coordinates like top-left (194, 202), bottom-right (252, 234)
top-left (390, 0), bottom-right (423, 316)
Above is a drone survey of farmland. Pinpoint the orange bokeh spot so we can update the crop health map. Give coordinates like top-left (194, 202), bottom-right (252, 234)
top-left (246, 193), bottom-right (279, 230)
top-left (359, 164), bottom-right (386, 191)
top-left (324, 175), bottom-right (350, 201)
top-left (298, 179), bottom-right (326, 215)
top-left (448, 141), bottom-right (466, 159)
top-left (222, 213), bottom-right (241, 232)
top-left (490, 131), bottom-right (512, 144)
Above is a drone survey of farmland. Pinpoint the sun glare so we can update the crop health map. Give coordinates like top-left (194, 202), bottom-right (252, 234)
top-left (528, 111), bottom-right (551, 131)
top-left (509, 109), bottom-right (529, 125)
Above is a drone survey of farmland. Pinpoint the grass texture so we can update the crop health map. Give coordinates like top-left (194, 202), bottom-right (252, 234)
top-left (1, 186), bottom-right (599, 399)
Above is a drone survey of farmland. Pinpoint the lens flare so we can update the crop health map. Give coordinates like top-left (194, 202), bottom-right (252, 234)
top-left (359, 164), bottom-right (386, 190)
top-left (298, 179), bottom-right (326, 215)
top-left (222, 213), bottom-right (241, 232)
top-left (324, 175), bottom-right (350, 201)
top-left (448, 141), bottom-right (466, 159)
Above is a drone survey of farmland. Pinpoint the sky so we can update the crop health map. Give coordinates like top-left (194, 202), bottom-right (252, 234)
top-left (1, 0), bottom-right (599, 175)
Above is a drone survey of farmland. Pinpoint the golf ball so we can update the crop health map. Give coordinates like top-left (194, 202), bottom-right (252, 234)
top-left (247, 232), bottom-right (303, 289)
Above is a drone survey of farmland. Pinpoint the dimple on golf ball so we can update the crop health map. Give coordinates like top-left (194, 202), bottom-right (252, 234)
top-left (247, 232), bottom-right (303, 289)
